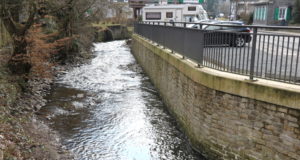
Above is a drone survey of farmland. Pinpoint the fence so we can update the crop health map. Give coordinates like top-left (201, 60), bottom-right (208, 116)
top-left (134, 21), bottom-right (300, 85)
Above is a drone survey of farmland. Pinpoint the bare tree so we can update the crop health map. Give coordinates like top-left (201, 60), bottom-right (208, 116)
top-left (45, 0), bottom-right (109, 62)
top-left (0, 0), bottom-right (37, 74)
top-left (110, 2), bottom-right (132, 23)
top-left (0, 0), bottom-right (109, 71)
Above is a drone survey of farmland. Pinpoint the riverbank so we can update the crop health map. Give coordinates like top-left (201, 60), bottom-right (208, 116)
top-left (0, 46), bottom-right (94, 159)
top-left (0, 24), bottom-right (132, 159)
top-left (0, 56), bottom-right (73, 159)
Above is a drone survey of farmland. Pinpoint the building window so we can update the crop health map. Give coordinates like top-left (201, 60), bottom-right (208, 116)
top-left (166, 12), bottom-right (173, 18)
top-left (254, 6), bottom-right (267, 21)
top-left (254, 8), bottom-right (257, 20)
top-left (260, 6), bottom-right (266, 20)
top-left (258, 7), bottom-right (262, 20)
top-left (146, 12), bottom-right (161, 20)
top-left (279, 7), bottom-right (287, 20)
top-left (188, 7), bottom-right (196, 11)
top-left (263, 6), bottom-right (267, 20)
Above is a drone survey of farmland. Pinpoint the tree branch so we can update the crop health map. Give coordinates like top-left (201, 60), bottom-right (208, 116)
top-left (23, 1), bottom-right (37, 33)
top-left (0, 1), bottom-right (18, 36)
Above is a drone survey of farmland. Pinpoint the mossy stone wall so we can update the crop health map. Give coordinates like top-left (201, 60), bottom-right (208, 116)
top-left (131, 34), bottom-right (300, 160)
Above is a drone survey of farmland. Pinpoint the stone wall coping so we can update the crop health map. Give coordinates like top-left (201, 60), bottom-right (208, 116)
top-left (133, 34), bottom-right (300, 110)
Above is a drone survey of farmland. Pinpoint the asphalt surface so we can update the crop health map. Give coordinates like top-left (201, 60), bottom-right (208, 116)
top-left (203, 33), bottom-right (300, 83)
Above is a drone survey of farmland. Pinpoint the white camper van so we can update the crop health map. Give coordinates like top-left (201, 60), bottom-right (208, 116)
top-left (142, 4), bottom-right (208, 23)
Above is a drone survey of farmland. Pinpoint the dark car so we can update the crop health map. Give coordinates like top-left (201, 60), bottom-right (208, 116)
top-left (202, 21), bottom-right (252, 47)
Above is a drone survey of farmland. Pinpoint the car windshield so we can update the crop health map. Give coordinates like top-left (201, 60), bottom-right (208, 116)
top-left (204, 21), bottom-right (247, 30)
top-left (205, 25), bottom-right (222, 30)
top-left (222, 22), bottom-right (245, 30)
top-left (222, 23), bottom-right (243, 26)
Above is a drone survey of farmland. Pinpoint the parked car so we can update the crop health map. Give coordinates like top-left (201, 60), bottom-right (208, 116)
top-left (202, 21), bottom-right (252, 47)
top-left (186, 19), bottom-right (217, 29)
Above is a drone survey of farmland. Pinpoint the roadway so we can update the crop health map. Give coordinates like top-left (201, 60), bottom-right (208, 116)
top-left (203, 33), bottom-right (300, 83)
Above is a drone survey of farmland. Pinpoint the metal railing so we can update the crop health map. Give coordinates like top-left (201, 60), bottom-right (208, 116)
top-left (134, 21), bottom-right (300, 85)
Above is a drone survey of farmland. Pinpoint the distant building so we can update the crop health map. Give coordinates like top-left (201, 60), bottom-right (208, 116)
top-left (108, 0), bottom-right (133, 19)
top-left (237, 0), bottom-right (257, 16)
top-left (216, 0), bottom-right (231, 17)
top-left (221, 0), bottom-right (258, 21)
top-left (129, 0), bottom-right (159, 19)
top-left (253, 0), bottom-right (295, 25)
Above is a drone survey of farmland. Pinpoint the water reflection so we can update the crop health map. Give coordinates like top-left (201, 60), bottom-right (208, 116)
top-left (39, 41), bottom-right (204, 160)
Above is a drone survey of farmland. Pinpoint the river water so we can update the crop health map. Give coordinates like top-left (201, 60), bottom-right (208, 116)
top-left (38, 40), bottom-right (204, 160)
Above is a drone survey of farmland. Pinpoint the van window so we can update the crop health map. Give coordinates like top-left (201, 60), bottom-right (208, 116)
top-left (188, 7), bottom-right (196, 11)
top-left (146, 12), bottom-right (161, 20)
top-left (166, 12), bottom-right (173, 18)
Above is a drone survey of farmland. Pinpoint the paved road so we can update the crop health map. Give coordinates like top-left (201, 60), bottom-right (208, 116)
top-left (203, 33), bottom-right (300, 83)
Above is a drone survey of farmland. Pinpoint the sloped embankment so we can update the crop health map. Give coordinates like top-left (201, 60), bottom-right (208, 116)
top-left (0, 49), bottom-right (71, 160)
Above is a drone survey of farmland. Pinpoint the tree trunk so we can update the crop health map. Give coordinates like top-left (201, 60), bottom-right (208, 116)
top-left (1, 0), bottom-right (36, 75)
top-left (7, 36), bottom-right (31, 75)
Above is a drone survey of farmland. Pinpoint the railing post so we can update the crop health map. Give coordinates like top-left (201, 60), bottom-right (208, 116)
top-left (198, 30), bottom-right (204, 67)
top-left (250, 27), bottom-right (258, 80)
top-left (134, 22), bottom-right (136, 34)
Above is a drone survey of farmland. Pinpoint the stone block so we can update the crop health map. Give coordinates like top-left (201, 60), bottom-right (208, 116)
top-left (288, 109), bottom-right (300, 117)
top-left (265, 105), bottom-right (277, 111)
top-left (275, 112), bottom-right (285, 118)
top-left (278, 107), bottom-right (288, 113)
top-left (265, 124), bottom-right (276, 131)
top-left (294, 128), bottom-right (300, 134)
top-left (240, 113), bottom-right (249, 119)
top-left (287, 122), bottom-right (299, 128)
top-left (253, 122), bottom-right (264, 128)
top-left (280, 133), bottom-right (297, 146)
top-left (253, 137), bottom-right (266, 145)
top-left (288, 152), bottom-right (300, 160)
top-left (261, 128), bottom-right (273, 135)
top-left (287, 115), bottom-right (298, 123)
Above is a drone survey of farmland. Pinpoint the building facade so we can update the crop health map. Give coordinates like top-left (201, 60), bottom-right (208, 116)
top-left (253, 0), bottom-right (295, 25)
top-left (214, 0), bottom-right (257, 21)
top-left (237, 0), bottom-right (258, 16)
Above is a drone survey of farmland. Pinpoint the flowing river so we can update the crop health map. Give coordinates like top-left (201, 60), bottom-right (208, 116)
top-left (38, 40), bottom-right (204, 160)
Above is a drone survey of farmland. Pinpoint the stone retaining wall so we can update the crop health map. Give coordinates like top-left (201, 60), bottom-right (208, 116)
top-left (131, 34), bottom-right (300, 160)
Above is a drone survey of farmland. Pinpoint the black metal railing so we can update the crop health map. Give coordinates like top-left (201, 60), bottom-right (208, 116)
top-left (134, 21), bottom-right (300, 84)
